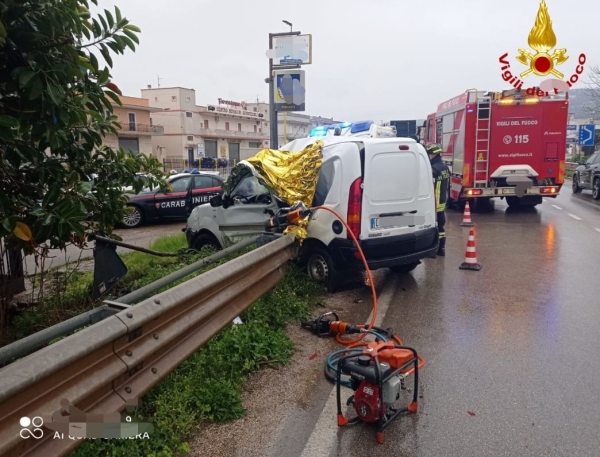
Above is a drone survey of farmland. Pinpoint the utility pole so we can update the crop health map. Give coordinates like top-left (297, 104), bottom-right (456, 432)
top-left (157, 75), bottom-right (163, 88)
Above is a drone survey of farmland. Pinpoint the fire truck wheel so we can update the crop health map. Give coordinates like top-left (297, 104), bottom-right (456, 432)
top-left (593, 178), bottom-right (600, 200)
top-left (506, 197), bottom-right (521, 208)
top-left (572, 175), bottom-right (582, 194)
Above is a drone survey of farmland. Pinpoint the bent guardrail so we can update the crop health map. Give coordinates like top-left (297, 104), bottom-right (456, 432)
top-left (0, 234), bottom-right (296, 457)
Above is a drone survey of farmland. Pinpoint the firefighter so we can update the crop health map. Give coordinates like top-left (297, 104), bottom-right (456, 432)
top-left (426, 143), bottom-right (450, 256)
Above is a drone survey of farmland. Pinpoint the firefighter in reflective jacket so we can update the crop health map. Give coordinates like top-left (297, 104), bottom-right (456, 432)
top-left (426, 144), bottom-right (450, 256)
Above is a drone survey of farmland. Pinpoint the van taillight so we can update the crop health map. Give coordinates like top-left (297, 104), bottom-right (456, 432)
top-left (347, 177), bottom-right (363, 239)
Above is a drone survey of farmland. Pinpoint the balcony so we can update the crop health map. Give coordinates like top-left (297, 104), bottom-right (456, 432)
top-left (198, 128), bottom-right (268, 140)
top-left (118, 123), bottom-right (164, 136)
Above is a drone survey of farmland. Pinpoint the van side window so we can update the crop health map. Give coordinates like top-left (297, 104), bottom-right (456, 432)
top-left (312, 160), bottom-right (335, 207)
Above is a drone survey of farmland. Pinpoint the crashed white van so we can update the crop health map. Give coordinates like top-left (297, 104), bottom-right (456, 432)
top-left (184, 135), bottom-right (438, 290)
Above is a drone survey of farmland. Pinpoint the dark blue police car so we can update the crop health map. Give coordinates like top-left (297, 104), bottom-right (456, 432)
top-left (123, 172), bottom-right (223, 228)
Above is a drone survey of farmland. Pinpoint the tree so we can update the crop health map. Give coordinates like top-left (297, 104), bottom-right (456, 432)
top-left (584, 65), bottom-right (600, 119)
top-left (0, 0), bottom-right (165, 257)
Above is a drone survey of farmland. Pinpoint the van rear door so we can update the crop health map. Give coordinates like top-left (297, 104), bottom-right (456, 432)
top-left (360, 140), bottom-right (434, 240)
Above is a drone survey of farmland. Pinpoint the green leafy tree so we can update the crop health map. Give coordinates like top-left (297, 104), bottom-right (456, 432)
top-left (0, 0), bottom-right (165, 254)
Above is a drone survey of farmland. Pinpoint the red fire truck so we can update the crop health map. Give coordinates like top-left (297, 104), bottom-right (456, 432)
top-left (423, 88), bottom-right (568, 208)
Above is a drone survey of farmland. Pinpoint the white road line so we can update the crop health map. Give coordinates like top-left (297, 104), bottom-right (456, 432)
top-left (299, 276), bottom-right (399, 457)
top-left (551, 205), bottom-right (563, 210)
top-left (568, 213), bottom-right (582, 221)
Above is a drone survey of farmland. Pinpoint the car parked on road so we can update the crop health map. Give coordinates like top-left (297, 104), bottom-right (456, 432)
top-left (572, 152), bottom-right (600, 199)
top-left (123, 172), bottom-right (224, 228)
top-left (184, 135), bottom-right (439, 290)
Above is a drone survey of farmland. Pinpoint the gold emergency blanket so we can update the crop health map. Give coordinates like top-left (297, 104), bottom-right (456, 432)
top-left (246, 141), bottom-right (323, 208)
top-left (247, 141), bottom-right (323, 240)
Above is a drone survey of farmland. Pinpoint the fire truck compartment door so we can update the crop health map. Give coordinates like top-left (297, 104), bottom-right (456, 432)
top-left (361, 141), bottom-right (436, 239)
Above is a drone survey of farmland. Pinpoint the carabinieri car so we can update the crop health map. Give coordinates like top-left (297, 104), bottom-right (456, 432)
top-left (123, 172), bottom-right (224, 228)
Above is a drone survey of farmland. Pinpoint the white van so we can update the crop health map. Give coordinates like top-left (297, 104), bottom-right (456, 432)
top-left (184, 136), bottom-right (438, 290)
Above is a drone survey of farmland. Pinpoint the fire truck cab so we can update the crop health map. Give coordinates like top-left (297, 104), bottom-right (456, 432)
top-left (424, 88), bottom-right (568, 208)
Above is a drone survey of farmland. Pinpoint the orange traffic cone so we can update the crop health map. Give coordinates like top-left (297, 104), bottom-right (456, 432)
top-left (460, 201), bottom-right (474, 226)
top-left (459, 228), bottom-right (482, 271)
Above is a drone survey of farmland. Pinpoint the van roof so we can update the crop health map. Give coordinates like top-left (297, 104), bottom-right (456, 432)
top-left (281, 136), bottom-right (418, 152)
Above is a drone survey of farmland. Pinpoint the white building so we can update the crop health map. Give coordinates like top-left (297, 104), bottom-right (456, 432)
top-left (141, 86), bottom-right (343, 168)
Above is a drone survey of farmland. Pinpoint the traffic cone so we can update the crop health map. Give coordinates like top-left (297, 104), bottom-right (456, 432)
top-left (460, 201), bottom-right (474, 226)
top-left (459, 228), bottom-right (482, 271)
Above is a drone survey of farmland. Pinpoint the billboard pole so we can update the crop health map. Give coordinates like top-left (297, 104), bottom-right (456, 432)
top-left (267, 30), bottom-right (302, 149)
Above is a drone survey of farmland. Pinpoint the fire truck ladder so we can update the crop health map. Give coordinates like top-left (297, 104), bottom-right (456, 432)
top-left (474, 95), bottom-right (492, 187)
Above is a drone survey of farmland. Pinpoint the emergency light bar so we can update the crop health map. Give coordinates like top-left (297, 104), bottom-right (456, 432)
top-left (308, 120), bottom-right (397, 138)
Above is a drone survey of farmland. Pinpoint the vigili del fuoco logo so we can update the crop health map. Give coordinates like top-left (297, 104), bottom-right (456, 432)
top-left (498, 0), bottom-right (586, 95)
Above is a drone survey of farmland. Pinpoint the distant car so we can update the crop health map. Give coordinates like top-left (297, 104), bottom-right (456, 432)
top-left (572, 152), bottom-right (600, 199)
top-left (123, 172), bottom-right (224, 228)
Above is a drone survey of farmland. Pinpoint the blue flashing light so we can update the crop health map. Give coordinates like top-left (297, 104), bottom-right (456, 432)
top-left (339, 122), bottom-right (352, 128)
top-left (309, 128), bottom-right (327, 137)
top-left (350, 120), bottom-right (373, 134)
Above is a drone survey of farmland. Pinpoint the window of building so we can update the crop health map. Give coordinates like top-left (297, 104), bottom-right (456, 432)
top-left (249, 142), bottom-right (261, 148)
top-left (254, 125), bottom-right (257, 133)
top-left (253, 107), bottom-right (257, 112)
top-left (105, 110), bottom-right (111, 118)
top-left (154, 97), bottom-right (158, 101)
top-left (225, 122), bottom-right (230, 130)
top-left (187, 135), bottom-right (194, 141)
top-left (204, 119), bottom-right (209, 129)
top-left (171, 96), bottom-right (177, 101)
top-left (186, 112), bottom-right (192, 117)
top-left (265, 122), bottom-right (269, 127)
top-left (259, 128), bottom-right (262, 133)
top-left (238, 123), bottom-right (242, 131)
top-left (186, 97), bottom-right (191, 102)
top-left (128, 113), bottom-right (136, 131)
top-left (150, 118), bottom-right (153, 126)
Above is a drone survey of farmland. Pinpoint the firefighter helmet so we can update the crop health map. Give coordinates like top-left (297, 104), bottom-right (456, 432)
top-left (426, 144), bottom-right (443, 155)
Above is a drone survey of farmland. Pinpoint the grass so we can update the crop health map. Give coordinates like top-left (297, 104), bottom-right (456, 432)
top-left (5, 232), bottom-right (326, 457)
top-left (3, 234), bottom-right (250, 345)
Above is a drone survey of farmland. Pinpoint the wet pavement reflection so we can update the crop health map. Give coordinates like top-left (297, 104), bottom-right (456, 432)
top-left (335, 197), bottom-right (600, 457)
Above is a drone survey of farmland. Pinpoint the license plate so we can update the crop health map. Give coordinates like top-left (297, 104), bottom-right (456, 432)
top-left (502, 188), bottom-right (515, 195)
top-left (371, 215), bottom-right (408, 230)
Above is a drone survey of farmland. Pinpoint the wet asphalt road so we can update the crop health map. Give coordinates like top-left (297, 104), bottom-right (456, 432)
top-left (332, 189), bottom-right (600, 457)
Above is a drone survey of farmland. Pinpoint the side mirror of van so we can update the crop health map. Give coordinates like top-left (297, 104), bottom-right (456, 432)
top-left (210, 195), bottom-right (223, 207)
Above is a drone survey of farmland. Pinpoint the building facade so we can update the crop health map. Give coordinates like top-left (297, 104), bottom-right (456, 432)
top-left (141, 87), bottom-right (269, 168)
top-left (141, 86), bottom-right (342, 168)
top-left (103, 95), bottom-right (164, 156)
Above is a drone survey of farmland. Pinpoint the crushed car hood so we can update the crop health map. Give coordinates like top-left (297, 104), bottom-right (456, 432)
top-left (222, 140), bottom-right (323, 240)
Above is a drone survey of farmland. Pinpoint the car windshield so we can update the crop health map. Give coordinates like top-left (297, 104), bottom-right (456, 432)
top-left (231, 175), bottom-right (269, 198)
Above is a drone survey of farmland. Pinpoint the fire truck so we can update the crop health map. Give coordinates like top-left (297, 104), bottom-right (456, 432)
top-left (423, 88), bottom-right (568, 208)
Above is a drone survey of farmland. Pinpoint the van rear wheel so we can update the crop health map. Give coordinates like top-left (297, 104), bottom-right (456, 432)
top-left (306, 248), bottom-right (341, 292)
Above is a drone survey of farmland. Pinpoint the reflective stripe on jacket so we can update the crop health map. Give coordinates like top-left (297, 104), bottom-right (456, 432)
top-left (431, 154), bottom-right (450, 212)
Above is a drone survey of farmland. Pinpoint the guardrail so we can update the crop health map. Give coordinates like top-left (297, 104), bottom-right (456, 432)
top-left (0, 234), bottom-right (295, 457)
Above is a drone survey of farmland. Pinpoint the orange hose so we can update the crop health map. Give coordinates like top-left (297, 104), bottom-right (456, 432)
top-left (313, 205), bottom-right (426, 372)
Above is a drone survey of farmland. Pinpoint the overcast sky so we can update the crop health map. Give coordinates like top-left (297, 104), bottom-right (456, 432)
top-left (93, 0), bottom-right (599, 122)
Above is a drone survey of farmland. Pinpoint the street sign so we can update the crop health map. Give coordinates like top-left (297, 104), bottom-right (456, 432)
top-left (274, 69), bottom-right (305, 112)
top-left (266, 34), bottom-right (312, 66)
top-left (578, 124), bottom-right (596, 146)
top-left (567, 124), bottom-right (577, 131)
